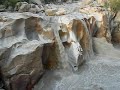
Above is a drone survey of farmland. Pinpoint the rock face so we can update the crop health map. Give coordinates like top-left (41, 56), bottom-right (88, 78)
top-left (15, 2), bottom-right (44, 13)
top-left (0, 12), bottom-right (94, 89)
top-left (0, 13), bottom-right (46, 90)
top-left (0, 1), bottom-right (116, 90)
top-left (112, 11), bottom-right (120, 46)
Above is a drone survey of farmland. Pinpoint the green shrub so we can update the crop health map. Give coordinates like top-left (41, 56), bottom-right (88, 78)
top-left (109, 0), bottom-right (120, 12)
top-left (9, 0), bottom-right (20, 8)
top-left (0, 0), bottom-right (29, 8)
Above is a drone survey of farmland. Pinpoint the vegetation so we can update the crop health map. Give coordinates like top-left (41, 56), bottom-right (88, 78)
top-left (109, 0), bottom-right (120, 12)
top-left (0, 0), bottom-right (29, 9)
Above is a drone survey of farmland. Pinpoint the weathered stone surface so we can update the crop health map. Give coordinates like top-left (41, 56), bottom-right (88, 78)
top-left (112, 25), bottom-right (120, 45)
top-left (0, 13), bottom-right (53, 89)
top-left (0, 1), bottom-right (116, 89)
top-left (112, 11), bottom-right (120, 46)
top-left (15, 2), bottom-right (44, 13)
top-left (114, 11), bottom-right (120, 22)
top-left (0, 12), bottom-right (94, 88)
top-left (79, 6), bottom-right (111, 42)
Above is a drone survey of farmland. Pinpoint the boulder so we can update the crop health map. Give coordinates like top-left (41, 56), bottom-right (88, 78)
top-left (15, 2), bottom-right (43, 13)
top-left (0, 3), bottom-right (113, 88)
top-left (56, 8), bottom-right (66, 16)
top-left (0, 13), bottom-right (52, 89)
top-left (18, 2), bottom-right (30, 12)
top-left (45, 7), bottom-right (66, 16)
top-left (15, 2), bottom-right (28, 11)
top-left (45, 8), bottom-right (57, 16)
top-left (29, 0), bottom-right (42, 5)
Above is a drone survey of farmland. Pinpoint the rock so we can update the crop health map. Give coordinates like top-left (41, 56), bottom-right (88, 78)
top-left (15, 2), bottom-right (43, 13)
top-left (81, 0), bottom-right (94, 5)
top-left (97, 0), bottom-right (108, 6)
top-left (114, 11), bottom-right (120, 22)
top-left (0, 13), bottom-right (52, 89)
top-left (0, 5), bottom-right (5, 12)
top-left (111, 11), bottom-right (120, 45)
top-left (18, 2), bottom-right (30, 12)
top-left (56, 8), bottom-right (66, 16)
top-left (15, 2), bottom-right (28, 11)
top-left (29, 0), bottom-right (42, 5)
top-left (63, 42), bottom-right (83, 71)
top-left (10, 74), bottom-right (31, 90)
top-left (79, 6), bottom-right (111, 42)
top-left (45, 8), bottom-right (57, 16)
top-left (45, 7), bottom-right (66, 16)
top-left (58, 16), bottom-right (94, 70)
top-left (0, 2), bottom-right (114, 88)
top-left (111, 25), bottom-right (120, 45)
top-left (29, 7), bottom-right (37, 13)
top-left (66, 0), bottom-right (73, 3)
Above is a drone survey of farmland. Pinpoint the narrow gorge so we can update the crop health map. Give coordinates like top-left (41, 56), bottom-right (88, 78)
top-left (0, 0), bottom-right (120, 90)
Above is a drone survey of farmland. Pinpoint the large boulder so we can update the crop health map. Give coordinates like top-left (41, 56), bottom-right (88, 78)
top-left (0, 15), bottom-right (44, 90)
top-left (0, 12), bottom-right (81, 89)
top-left (0, 2), bottom-right (113, 89)
top-left (0, 12), bottom-right (54, 89)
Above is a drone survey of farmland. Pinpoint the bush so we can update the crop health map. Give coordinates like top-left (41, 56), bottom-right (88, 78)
top-left (109, 0), bottom-right (120, 12)
top-left (9, 0), bottom-right (20, 8)
top-left (0, 0), bottom-right (29, 8)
